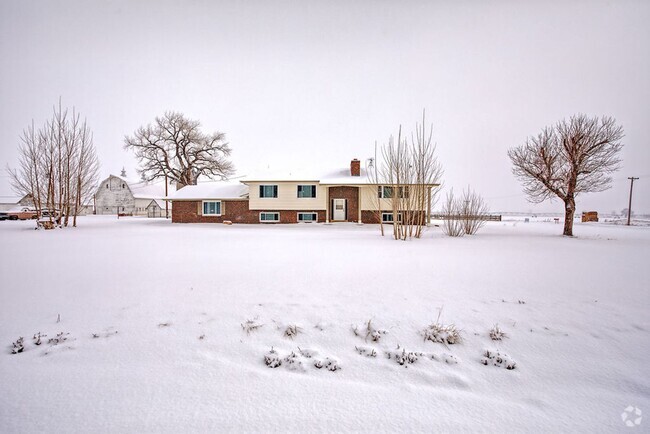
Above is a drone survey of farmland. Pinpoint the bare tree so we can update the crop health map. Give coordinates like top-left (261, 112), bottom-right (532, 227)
top-left (124, 111), bottom-right (234, 189)
top-left (7, 101), bottom-right (99, 228)
top-left (508, 114), bottom-right (623, 236)
top-left (370, 111), bottom-right (443, 240)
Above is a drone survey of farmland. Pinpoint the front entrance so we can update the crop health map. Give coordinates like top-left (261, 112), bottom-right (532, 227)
top-left (332, 198), bottom-right (346, 221)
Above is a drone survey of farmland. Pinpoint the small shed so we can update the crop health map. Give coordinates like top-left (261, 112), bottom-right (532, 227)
top-left (581, 211), bottom-right (598, 222)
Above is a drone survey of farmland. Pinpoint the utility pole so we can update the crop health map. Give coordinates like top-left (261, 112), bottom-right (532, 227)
top-left (627, 177), bottom-right (639, 226)
top-left (165, 174), bottom-right (169, 219)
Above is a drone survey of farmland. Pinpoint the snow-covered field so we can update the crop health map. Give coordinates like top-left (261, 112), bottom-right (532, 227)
top-left (1, 217), bottom-right (648, 433)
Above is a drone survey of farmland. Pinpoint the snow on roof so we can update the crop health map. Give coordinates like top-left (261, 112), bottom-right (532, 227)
top-left (167, 181), bottom-right (249, 200)
top-left (0, 195), bottom-right (24, 204)
top-left (103, 174), bottom-right (169, 199)
top-left (129, 181), bottom-right (169, 199)
top-left (241, 166), bottom-right (374, 184)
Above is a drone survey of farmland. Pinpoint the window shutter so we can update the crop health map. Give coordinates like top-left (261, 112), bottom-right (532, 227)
top-left (198, 202), bottom-right (202, 216)
top-left (311, 186), bottom-right (316, 198)
top-left (221, 201), bottom-right (225, 216)
top-left (259, 186), bottom-right (263, 197)
top-left (273, 185), bottom-right (278, 197)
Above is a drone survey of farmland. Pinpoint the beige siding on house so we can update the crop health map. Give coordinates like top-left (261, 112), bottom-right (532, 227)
top-left (247, 182), bottom-right (327, 210)
top-left (359, 185), bottom-right (431, 211)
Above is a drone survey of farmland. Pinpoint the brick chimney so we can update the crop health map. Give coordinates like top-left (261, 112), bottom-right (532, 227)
top-left (350, 159), bottom-right (360, 176)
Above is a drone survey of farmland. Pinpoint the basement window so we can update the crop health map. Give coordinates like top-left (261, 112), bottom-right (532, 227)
top-left (260, 212), bottom-right (279, 222)
top-left (382, 212), bottom-right (402, 223)
top-left (298, 212), bottom-right (318, 222)
top-left (202, 201), bottom-right (222, 216)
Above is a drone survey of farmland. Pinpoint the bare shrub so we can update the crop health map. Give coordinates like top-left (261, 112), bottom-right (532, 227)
top-left (441, 189), bottom-right (464, 237)
top-left (423, 310), bottom-right (462, 345)
top-left (489, 324), bottom-right (508, 341)
top-left (264, 347), bottom-right (282, 368)
top-left (314, 357), bottom-right (341, 371)
top-left (241, 318), bottom-right (263, 335)
top-left (386, 347), bottom-right (423, 366)
top-left (284, 324), bottom-right (302, 339)
top-left (352, 319), bottom-right (388, 342)
top-left (460, 187), bottom-right (489, 235)
top-left (441, 187), bottom-right (489, 236)
top-left (32, 332), bottom-right (46, 346)
top-left (481, 349), bottom-right (516, 370)
top-left (11, 337), bottom-right (25, 354)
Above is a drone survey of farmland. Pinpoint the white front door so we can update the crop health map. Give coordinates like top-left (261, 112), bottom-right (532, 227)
top-left (333, 199), bottom-right (346, 221)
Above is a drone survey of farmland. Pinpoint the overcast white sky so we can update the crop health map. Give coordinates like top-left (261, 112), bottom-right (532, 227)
top-left (1, 0), bottom-right (648, 213)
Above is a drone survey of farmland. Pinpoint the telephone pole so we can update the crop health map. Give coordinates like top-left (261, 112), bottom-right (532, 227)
top-left (627, 177), bottom-right (639, 226)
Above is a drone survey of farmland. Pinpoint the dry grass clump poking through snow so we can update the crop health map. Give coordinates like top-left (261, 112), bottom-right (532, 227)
top-left (241, 318), bottom-right (263, 335)
top-left (352, 319), bottom-right (388, 342)
top-left (422, 311), bottom-right (462, 345)
top-left (489, 324), bottom-right (508, 341)
top-left (284, 324), bottom-right (302, 339)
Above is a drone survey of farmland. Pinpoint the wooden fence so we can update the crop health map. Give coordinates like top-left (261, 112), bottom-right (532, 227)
top-left (431, 214), bottom-right (502, 221)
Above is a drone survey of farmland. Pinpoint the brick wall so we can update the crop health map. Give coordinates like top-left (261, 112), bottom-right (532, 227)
top-left (361, 210), bottom-right (427, 224)
top-left (328, 186), bottom-right (359, 222)
top-left (172, 200), bottom-right (326, 224)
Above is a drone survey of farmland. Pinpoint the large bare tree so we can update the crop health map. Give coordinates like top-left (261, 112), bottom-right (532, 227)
top-left (124, 111), bottom-right (234, 188)
top-left (508, 114), bottom-right (623, 236)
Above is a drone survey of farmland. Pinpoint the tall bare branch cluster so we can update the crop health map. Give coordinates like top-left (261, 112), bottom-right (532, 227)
top-left (124, 112), bottom-right (234, 188)
top-left (508, 114), bottom-right (623, 236)
top-left (441, 187), bottom-right (489, 237)
top-left (7, 101), bottom-right (100, 227)
top-left (369, 112), bottom-right (443, 240)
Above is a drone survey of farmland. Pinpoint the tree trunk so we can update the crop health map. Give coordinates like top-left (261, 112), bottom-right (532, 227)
top-left (563, 197), bottom-right (575, 236)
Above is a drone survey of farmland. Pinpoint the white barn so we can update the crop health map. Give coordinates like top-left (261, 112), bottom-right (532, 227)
top-left (94, 175), bottom-right (171, 217)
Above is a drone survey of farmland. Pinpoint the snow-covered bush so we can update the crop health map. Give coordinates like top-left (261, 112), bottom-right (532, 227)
top-left (481, 349), bottom-right (516, 370)
top-left (264, 347), bottom-right (282, 368)
top-left (32, 332), bottom-right (46, 346)
top-left (386, 347), bottom-right (423, 367)
top-left (352, 319), bottom-right (387, 343)
top-left (422, 322), bottom-right (462, 345)
top-left (314, 357), bottom-right (341, 371)
top-left (11, 337), bottom-right (25, 354)
top-left (489, 324), bottom-right (507, 341)
top-left (283, 351), bottom-right (305, 372)
top-left (284, 324), bottom-right (302, 339)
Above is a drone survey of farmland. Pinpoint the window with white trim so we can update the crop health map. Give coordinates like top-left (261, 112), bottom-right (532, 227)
top-left (260, 212), bottom-right (279, 222)
top-left (259, 185), bottom-right (278, 198)
top-left (297, 185), bottom-right (316, 198)
top-left (378, 186), bottom-right (408, 198)
top-left (202, 201), bottom-right (222, 216)
top-left (378, 186), bottom-right (393, 198)
top-left (298, 212), bottom-right (318, 222)
top-left (382, 212), bottom-right (402, 223)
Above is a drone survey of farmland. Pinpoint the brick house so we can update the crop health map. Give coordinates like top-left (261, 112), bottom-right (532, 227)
top-left (168, 159), bottom-right (438, 224)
